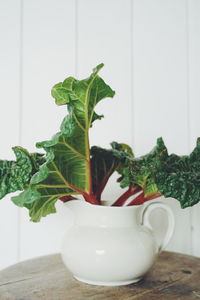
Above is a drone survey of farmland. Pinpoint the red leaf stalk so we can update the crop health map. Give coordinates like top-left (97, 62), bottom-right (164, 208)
top-left (83, 193), bottom-right (100, 205)
top-left (60, 195), bottom-right (78, 203)
top-left (128, 192), bottom-right (145, 206)
top-left (128, 192), bottom-right (161, 206)
top-left (112, 185), bottom-right (141, 206)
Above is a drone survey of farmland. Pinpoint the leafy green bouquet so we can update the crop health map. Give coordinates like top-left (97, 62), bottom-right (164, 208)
top-left (1, 64), bottom-right (199, 222)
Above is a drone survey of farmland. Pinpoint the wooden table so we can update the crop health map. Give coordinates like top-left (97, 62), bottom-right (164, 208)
top-left (0, 251), bottom-right (200, 300)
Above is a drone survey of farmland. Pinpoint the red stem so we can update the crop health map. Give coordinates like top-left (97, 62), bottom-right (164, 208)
top-left (60, 195), bottom-right (78, 202)
top-left (66, 182), bottom-right (99, 205)
top-left (128, 192), bottom-right (145, 206)
top-left (67, 173), bottom-right (101, 205)
top-left (128, 192), bottom-right (161, 206)
top-left (83, 193), bottom-right (100, 205)
top-left (95, 170), bottom-right (114, 203)
top-left (112, 185), bottom-right (141, 206)
top-left (145, 193), bottom-right (161, 201)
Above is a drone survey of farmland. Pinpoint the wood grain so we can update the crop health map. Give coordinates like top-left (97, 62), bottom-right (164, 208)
top-left (0, 251), bottom-right (200, 300)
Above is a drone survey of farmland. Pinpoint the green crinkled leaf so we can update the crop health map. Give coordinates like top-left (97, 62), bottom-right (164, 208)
top-left (111, 142), bottom-right (134, 170)
top-left (12, 149), bottom-right (78, 222)
top-left (17, 64), bottom-right (115, 221)
top-left (12, 188), bottom-right (41, 207)
top-left (30, 152), bottom-right (46, 173)
top-left (155, 138), bottom-right (200, 208)
top-left (0, 147), bottom-right (45, 200)
top-left (91, 142), bottom-right (134, 201)
top-left (144, 177), bottom-right (159, 198)
top-left (51, 63), bottom-right (115, 131)
top-left (121, 137), bottom-right (168, 197)
top-left (24, 191), bottom-right (58, 222)
top-left (37, 63), bottom-right (115, 193)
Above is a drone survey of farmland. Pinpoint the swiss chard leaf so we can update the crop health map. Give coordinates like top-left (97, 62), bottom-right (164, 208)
top-left (0, 147), bottom-right (45, 200)
top-left (13, 64), bottom-right (115, 221)
top-left (121, 138), bottom-right (168, 197)
top-left (155, 138), bottom-right (200, 208)
top-left (91, 142), bottom-right (134, 201)
top-left (38, 63), bottom-right (115, 194)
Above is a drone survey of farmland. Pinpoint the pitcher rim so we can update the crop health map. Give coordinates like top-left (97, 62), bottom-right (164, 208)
top-left (65, 199), bottom-right (146, 210)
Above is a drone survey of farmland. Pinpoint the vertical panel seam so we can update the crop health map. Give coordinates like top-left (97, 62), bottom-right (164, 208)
top-left (17, 0), bottom-right (24, 262)
top-left (186, 1), bottom-right (191, 151)
top-left (75, 0), bottom-right (78, 77)
top-left (130, 0), bottom-right (135, 149)
top-left (186, 0), bottom-right (193, 255)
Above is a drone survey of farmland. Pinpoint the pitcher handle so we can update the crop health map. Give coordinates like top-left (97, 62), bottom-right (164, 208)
top-left (141, 201), bottom-right (175, 253)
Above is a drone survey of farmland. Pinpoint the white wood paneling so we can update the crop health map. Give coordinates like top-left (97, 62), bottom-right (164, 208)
top-left (19, 0), bottom-right (76, 261)
top-left (2, 0), bottom-right (200, 270)
top-left (188, 0), bottom-right (200, 257)
top-left (0, 0), bottom-right (21, 269)
top-left (133, 0), bottom-right (192, 254)
top-left (77, 0), bottom-right (133, 201)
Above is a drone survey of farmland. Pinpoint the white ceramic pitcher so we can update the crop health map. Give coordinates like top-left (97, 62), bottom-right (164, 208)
top-left (61, 200), bottom-right (175, 286)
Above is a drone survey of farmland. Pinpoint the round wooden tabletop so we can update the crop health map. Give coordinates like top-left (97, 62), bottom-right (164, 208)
top-left (0, 251), bottom-right (200, 300)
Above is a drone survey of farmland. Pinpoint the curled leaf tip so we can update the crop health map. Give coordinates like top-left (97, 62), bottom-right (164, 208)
top-left (196, 137), bottom-right (200, 146)
top-left (93, 63), bottom-right (104, 73)
top-left (157, 137), bottom-right (164, 144)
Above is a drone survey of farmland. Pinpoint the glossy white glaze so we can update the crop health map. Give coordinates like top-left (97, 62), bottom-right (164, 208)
top-left (61, 200), bottom-right (174, 286)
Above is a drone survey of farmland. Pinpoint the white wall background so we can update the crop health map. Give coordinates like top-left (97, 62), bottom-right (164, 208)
top-left (0, 0), bottom-right (200, 270)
